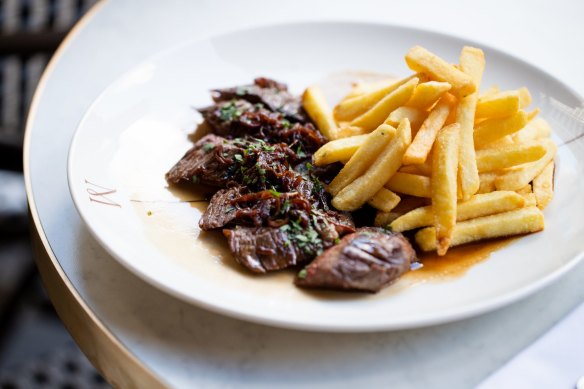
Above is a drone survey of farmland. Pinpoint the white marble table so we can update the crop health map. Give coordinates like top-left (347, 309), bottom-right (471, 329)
top-left (24, 1), bottom-right (584, 387)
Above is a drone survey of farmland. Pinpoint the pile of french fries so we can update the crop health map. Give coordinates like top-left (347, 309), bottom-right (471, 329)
top-left (302, 45), bottom-right (556, 256)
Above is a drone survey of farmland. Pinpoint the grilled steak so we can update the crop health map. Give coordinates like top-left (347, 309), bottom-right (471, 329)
top-left (295, 228), bottom-right (416, 293)
top-left (211, 77), bottom-right (308, 123)
top-left (200, 100), bottom-right (326, 152)
top-left (224, 226), bottom-right (310, 273)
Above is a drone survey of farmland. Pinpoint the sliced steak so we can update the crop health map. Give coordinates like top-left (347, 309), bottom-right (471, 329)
top-left (295, 227), bottom-right (416, 293)
top-left (202, 187), bottom-right (355, 235)
top-left (165, 134), bottom-right (239, 186)
top-left (200, 100), bottom-right (326, 151)
top-left (198, 186), bottom-right (243, 230)
top-left (211, 77), bottom-right (308, 123)
top-left (224, 226), bottom-right (311, 273)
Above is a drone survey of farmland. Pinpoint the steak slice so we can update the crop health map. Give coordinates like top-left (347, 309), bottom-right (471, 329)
top-left (165, 134), bottom-right (240, 186)
top-left (295, 227), bottom-right (416, 293)
top-left (200, 100), bottom-right (327, 151)
top-left (211, 77), bottom-right (308, 123)
top-left (224, 226), bottom-right (311, 273)
top-left (198, 186), bottom-right (243, 230)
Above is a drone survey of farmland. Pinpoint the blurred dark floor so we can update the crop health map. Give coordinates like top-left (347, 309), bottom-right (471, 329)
top-left (0, 1), bottom-right (111, 388)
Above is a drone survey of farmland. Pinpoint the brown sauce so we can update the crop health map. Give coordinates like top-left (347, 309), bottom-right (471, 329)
top-left (405, 237), bottom-right (517, 282)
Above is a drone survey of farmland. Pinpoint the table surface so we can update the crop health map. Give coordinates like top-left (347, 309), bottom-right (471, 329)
top-left (24, 0), bottom-right (584, 388)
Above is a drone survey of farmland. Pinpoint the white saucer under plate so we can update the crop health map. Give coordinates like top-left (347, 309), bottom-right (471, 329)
top-left (67, 22), bottom-right (584, 332)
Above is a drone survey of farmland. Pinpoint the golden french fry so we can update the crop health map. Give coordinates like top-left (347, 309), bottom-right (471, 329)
top-left (479, 85), bottom-right (500, 99)
top-left (526, 108), bottom-right (540, 121)
top-left (533, 161), bottom-right (554, 209)
top-left (517, 87), bottom-right (532, 108)
top-left (457, 46), bottom-right (485, 200)
top-left (334, 75), bottom-right (417, 122)
top-left (402, 93), bottom-right (455, 165)
top-left (328, 123), bottom-right (396, 195)
top-left (390, 191), bottom-right (525, 232)
top-left (405, 46), bottom-right (476, 97)
top-left (478, 172), bottom-right (499, 193)
top-left (512, 118), bottom-right (552, 143)
top-left (474, 110), bottom-right (529, 148)
top-left (332, 119), bottom-right (411, 211)
top-left (302, 86), bottom-right (337, 140)
top-left (367, 188), bottom-right (401, 212)
top-left (374, 196), bottom-right (429, 227)
top-left (406, 81), bottom-right (452, 110)
top-left (399, 161), bottom-right (432, 176)
top-left (386, 172), bottom-right (432, 197)
top-left (313, 134), bottom-right (368, 166)
top-left (479, 136), bottom-right (516, 150)
top-left (415, 206), bottom-right (545, 252)
top-left (495, 139), bottom-right (557, 191)
top-left (476, 141), bottom-right (547, 172)
top-left (343, 78), bottom-right (399, 100)
top-left (387, 106), bottom-right (426, 133)
top-left (515, 184), bottom-right (532, 195)
top-left (475, 91), bottom-right (519, 119)
top-left (350, 78), bottom-right (418, 131)
top-left (336, 125), bottom-right (367, 138)
top-left (520, 192), bottom-right (537, 207)
top-left (432, 123), bottom-right (460, 255)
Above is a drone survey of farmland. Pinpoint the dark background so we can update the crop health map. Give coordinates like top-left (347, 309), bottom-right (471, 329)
top-left (0, 1), bottom-right (111, 388)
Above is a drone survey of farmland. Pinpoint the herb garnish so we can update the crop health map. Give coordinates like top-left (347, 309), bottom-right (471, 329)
top-left (219, 101), bottom-right (242, 121)
top-left (203, 143), bottom-right (215, 153)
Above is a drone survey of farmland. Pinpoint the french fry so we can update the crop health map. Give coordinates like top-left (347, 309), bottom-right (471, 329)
top-left (475, 91), bottom-right (519, 119)
top-left (343, 78), bottom-right (399, 100)
top-left (386, 172), bottom-right (432, 198)
top-left (512, 118), bottom-right (552, 143)
top-left (367, 188), bottom-right (401, 212)
top-left (302, 86), bottom-right (337, 140)
top-left (402, 93), bottom-right (455, 165)
top-left (350, 78), bottom-right (418, 131)
top-left (374, 196), bottom-right (428, 227)
top-left (387, 106), bottom-right (426, 132)
top-left (415, 207), bottom-right (545, 252)
top-left (390, 191), bottom-right (525, 232)
top-left (457, 46), bottom-right (485, 200)
top-left (515, 184), bottom-right (532, 195)
top-left (474, 110), bottom-right (528, 148)
top-left (517, 87), bottom-right (532, 108)
top-left (405, 46), bottom-right (476, 97)
top-left (479, 85), bottom-right (500, 99)
top-left (478, 172), bottom-right (499, 193)
top-left (533, 161), bottom-right (554, 209)
top-left (526, 108), bottom-right (540, 121)
top-left (399, 161), bottom-right (432, 176)
top-left (478, 135), bottom-right (516, 150)
top-left (406, 81), bottom-right (452, 110)
top-left (495, 139), bottom-right (557, 191)
top-left (327, 123), bottom-right (396, 195)
top-left (432, 123), bottom-right (460, 255)
top-left (332, 119), bottom-right (411, 211)
top-left (336, 125), bottom-right (367, 138)
top-left (334, 75), bottom-right (418, 122)
top-left (313, 134), bottom-right (368, 166)
top-left (520, 192), bottom-right (537, 207)
top-left (476, 141), bottom-right (547, 172)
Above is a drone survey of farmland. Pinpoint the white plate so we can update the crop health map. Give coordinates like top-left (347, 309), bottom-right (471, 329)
top-left (68, 22), bottom-right (584, 332)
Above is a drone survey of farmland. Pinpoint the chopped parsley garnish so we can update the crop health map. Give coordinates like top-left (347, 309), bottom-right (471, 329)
top-left (297, 269), bottom-right (307, 279)
top-left (268, 188), bottom-right (281, 197)
top-left (281, 119), bottom-right (291, 129)
top-left (305, 162), bottom-right (313, 171)
top-left (296, 145), bottom-right (306, 158)
top-left (192, 175), bottom-right (200, 184)
top-left (280, 218), bottom-right (324, 256)
top-left (203, 143), bottom-right (215, 153)
top-left (384, 224), bottom-right (393, 232)
top-left (219, 101), bottom-right (242, 121)
top-left (234, 154), bottom-right (243, 162)
top-left (334, 237), bottom-right (341, 245)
